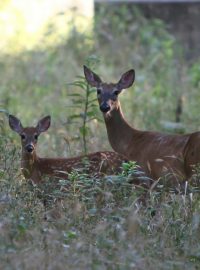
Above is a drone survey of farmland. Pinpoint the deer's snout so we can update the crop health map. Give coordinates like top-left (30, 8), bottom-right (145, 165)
top-left (25, 144), bottom-right (34, 153)
top-left (100, 102), bottom-right (110, 113)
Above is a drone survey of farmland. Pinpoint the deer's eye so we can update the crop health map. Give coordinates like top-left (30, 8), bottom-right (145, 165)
top-left (21, 134), bottom-right (26, 140)
top-left (113, 90), bottom-right (120, 96)
top-left (97, 89), bottom-right (101, 95)
top-left (34, 134), bottom-right (38, 140)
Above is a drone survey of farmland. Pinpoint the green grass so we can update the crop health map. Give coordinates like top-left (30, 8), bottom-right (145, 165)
top-left (1, 137), bottom-right (200, 269)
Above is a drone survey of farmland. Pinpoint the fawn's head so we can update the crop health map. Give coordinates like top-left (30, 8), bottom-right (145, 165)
top-left (9, 115), bottom-right (51, 154)
top-left (84, 65), bottom-right (135, 114)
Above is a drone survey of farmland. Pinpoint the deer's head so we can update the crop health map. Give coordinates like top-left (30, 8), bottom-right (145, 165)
top-left (9, 115), bottom-right (51, 154)
top-left (84, 65), bottom-right (135, 114)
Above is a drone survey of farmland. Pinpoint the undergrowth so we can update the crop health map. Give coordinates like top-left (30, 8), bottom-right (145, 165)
top-left (1, 137), bottom-right (200, 270)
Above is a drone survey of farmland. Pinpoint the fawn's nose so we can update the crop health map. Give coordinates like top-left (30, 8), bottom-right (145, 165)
top-left (100, 103), bottom-right (110, 113)
top-left (26, 144), bottom-right (34, 153)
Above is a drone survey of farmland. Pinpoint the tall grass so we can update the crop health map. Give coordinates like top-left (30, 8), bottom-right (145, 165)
top-left (1, 135), bottom-right (200, 269)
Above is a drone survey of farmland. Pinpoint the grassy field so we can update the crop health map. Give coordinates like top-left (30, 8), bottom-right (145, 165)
top-left (1, 139), bottom-right (200, 269)
top-left (1, 4), bottom-right (200, 269)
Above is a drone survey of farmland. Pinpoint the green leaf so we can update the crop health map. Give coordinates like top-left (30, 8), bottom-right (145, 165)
top-left (68, 114), bottom-right (81, 119)
top-left (68, 93), bottom-right (82, 97)
top-left (86, 111), bottom-right (96, 117)
top-left (79, 126), bottom-right (89, 136)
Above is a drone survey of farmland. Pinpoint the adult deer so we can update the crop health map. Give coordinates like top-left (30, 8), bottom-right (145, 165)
top-left (83, 65), bottom-right (199, 182)
top-left (9, 115), bottom-right (128, 184)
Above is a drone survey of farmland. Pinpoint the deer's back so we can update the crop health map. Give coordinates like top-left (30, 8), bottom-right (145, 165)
top-left (37, 151), bottom-right (126, 180)
top-left (127, 130), bottom-right (191, 179)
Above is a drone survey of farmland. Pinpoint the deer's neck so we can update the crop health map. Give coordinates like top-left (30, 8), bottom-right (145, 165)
top-left (21, 150), bottom-right (38, 179)
top-left (103, 103), bottom-right (136, 155)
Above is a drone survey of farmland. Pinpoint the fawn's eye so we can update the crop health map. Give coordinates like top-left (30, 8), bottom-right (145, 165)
top-left (34, 134), bottom-right (38, 140)
top-left (21, 134), bottom-right (26, 140)
top-left (97, 89), bottom-right (101, 95)
top-left (113, 90), bottom-right (120, 96)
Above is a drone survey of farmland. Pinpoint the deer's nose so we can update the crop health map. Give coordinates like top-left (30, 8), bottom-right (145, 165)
top-left (26, 144), bottom-right (34, 153)
top-left (100, 103), bottom-right (110, 113)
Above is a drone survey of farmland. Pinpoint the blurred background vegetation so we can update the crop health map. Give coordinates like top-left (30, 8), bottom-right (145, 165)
top-left (0, 0), bottom-right (200, 157)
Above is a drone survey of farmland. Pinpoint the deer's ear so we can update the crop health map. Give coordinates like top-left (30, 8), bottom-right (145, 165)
top-left (117, 69), bottom-right (135, 91)
top-left (83, 65), bottom-right (102, 87)
top-left (36, 115), bottom-right (51, 133)
top-left (9, 115), bottom-right (23, 134)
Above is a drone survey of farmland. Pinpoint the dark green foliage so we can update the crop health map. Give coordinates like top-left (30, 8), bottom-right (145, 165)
top-left (67, 57), bottom-right (101, 154)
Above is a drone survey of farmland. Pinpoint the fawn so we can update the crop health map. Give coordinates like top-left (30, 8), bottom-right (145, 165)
top-left (9, 114), bottom-right (128, 184)
top-left (84, 65), bottom-right (200, 182)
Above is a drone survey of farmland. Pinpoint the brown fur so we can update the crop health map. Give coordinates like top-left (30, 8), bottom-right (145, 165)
top-left (84, 66), bottom-right (200, 181)
top-left (9, 115), bottom-right (127, 184)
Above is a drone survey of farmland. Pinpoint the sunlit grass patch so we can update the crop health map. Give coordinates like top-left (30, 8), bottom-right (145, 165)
top-left (0, 1), bottom-right (93, 54)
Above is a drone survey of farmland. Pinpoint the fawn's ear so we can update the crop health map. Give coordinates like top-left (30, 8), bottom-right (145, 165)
top-left (36, 115), bottom-right (51, 134)
top-left (116, 69), bottom-right (135, 91)
top-left (83, 65), bottom-right (102, 87)
top-left (9, 115), bottom-right (23, 134)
